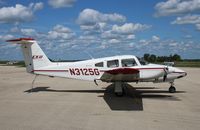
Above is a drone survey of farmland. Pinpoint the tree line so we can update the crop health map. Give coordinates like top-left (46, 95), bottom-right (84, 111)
top-left (143, 53), bottom-right (181, 63)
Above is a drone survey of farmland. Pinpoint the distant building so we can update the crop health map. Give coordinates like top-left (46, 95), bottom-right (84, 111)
top-left (164, 62), bottom-right (174, 66)
top-left (6, 61), bottom-right (18, 65)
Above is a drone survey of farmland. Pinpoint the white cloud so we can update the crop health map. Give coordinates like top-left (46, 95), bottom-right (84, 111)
top-left (112, 23), bottom-right (151, 34)
top-left (152, 35), bottom-right (160, 42)
top-left (76, 8), bottom-right (125, 35)
top-left (127, 34), bottom-right (135, 40)
top-left (9, 27), bottom-right (41, 37)
top-left (76, 8), bottom-right (150, 46)
top-left (172, 14), bottom-right (200, 24)
top-left (108, 39), bottom-right (120, 44)
top-left (171, 14), bottom-right (200, 30)
top-left (32, 2), bottom-right (43, 11)
top-left (48, 24), bottom-right (75, 40)
top-left (169, 41), bottom-right (178, 47)
top-left (21, 28), bottom-right (37, 36)
top-left (98, 22), bottom-right (107, 30)
top-left (99, 30), bottom-right (136, 49)
top-left (138, 36), bottom-right (160, 47)
top-left (155, 0), bottom-right (200, 17)
top-left (77, 8), bottom-right (126, 25)
top-left (10, 27), bottom-right (20, 33)
top-left (0, 2), bottom-right (43, 24)
top-left (48, 0), bottom-right (76, 8)
top-left (196, 24), bottom-right (200, 30)
top-left (53, 24), bottom-right (72, 33)
top-left (134, 38), bottom-right (199, 57)
top-left (185, 35), bottom-right (192, 39)
top-left (79, 35), bottom-right (96, 40)
top-left (155, 0), bottom-right (200, 32)
top-left (1, 8), bottom-right (154, 60)
top-left (0, 34), bottom-right (15, 41)
top-left (101, 31), bottom-right (119, 39)
top-left (78, 35), bottom-right (101, 45)
top-left (129, 43), bottom-right (135, 48)
top-left (139, 39), bottom-right (149, 46)
top-left (80, 23), bottom-right (103, 34)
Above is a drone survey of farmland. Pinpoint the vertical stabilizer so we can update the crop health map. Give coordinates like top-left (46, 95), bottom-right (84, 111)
top-left (7, 38), bottom-right (52, 73)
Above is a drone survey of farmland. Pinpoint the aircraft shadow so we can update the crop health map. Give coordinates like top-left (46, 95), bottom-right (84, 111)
top-left (24, 84), bottom-right (184, 111)
top-left (24, 87), bottom-right (105, 93)
top-left (101, 84), bottom-right (183, 111)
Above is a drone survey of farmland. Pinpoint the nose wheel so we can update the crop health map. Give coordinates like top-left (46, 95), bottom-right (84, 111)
top-left (169, 86), bottom-right (176, 93)
top-left (169, 82), bottom-right (176, 93)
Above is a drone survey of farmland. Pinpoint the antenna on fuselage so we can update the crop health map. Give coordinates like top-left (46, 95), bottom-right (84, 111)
top-left (84, 51), bottom-right (94, 59)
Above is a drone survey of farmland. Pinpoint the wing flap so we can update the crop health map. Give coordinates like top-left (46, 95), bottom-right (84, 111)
top-left (100, 68), bottom-right (139, 82)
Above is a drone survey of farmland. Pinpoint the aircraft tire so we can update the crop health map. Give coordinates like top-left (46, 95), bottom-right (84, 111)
top-left (169, 86), bottom-right (176, 93)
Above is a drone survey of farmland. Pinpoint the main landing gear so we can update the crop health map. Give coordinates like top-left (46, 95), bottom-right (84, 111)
top-left (169, 82), bottom-right (176, 93)
top-left (113, 81), bottom-right (177, 96)
top-left (114, 82), bottom-right (125, 96)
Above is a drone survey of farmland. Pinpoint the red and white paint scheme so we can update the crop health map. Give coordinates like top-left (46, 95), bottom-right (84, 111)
top-left (7, 38), bottom-right (187, 96)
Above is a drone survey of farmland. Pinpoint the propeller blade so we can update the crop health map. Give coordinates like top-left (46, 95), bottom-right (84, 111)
top-left (163, 67), bottom-right (169, 81)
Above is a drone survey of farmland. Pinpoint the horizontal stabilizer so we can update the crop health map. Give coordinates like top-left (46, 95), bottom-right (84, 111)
top-left (6, 38), bottom-right (35, 44)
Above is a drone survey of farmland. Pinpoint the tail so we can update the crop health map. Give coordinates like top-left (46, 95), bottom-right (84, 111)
top-left (6, 38), bottom-right (52, 73)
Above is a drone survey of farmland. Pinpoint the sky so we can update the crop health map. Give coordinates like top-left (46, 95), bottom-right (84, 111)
top-left (0, 0), bottom-right (200, 60)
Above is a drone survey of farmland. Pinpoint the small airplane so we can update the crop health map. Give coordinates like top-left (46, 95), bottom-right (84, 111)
top-left (7, 38), bottom-right (187, 96)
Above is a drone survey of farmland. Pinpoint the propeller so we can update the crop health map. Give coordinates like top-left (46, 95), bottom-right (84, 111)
top-left (163, 67), bottom-right (169, 82)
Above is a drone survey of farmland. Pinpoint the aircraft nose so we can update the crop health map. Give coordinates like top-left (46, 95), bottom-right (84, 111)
top-left (173, 67), bottom-right (187, 78)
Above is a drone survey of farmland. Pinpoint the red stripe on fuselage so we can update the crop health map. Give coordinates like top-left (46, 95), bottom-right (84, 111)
top-left (32, 67), bottom-right (164, 74)
top-left (32, 70), bottom-right (68, 72)
top-left (137, 68), bottom-right (164, 70)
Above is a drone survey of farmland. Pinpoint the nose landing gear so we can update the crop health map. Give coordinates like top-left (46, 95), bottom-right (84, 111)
top-left (169, 82), bottom-right (176, 93)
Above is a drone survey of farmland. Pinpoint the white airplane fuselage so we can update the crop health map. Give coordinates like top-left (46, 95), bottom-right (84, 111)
top-left (32, 55), bottom-right (186, 83)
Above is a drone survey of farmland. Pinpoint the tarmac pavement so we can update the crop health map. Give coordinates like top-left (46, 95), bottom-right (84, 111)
top-left (0, 66), bottom-right (200, 130)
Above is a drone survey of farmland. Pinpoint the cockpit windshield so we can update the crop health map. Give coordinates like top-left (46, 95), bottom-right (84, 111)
top-left (139, 58), bottom-right (149, 65)
top-left (121, 58), bottom-right (137, 67)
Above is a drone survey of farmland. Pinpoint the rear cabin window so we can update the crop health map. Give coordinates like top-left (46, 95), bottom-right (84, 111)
top-left (107, 60), bottom-right (119, 68)
top-left (121, 58), bottom-right (137, 67)
top-left (95, 62), bottom-right (104, 67)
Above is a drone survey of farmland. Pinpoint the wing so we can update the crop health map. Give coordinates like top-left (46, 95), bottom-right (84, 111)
top-left (100, 68), bottom-right (139, 82)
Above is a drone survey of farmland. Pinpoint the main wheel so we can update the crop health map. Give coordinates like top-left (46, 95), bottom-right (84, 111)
top-left (169, 86), bottom-right (176, 93)
top-left (115, 92), bottom-right (123, 97)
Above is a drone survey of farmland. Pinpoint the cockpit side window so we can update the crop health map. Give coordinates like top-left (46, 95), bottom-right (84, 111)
top-left (107, 60), bottom-right (119, 68)
top-left (95, 62), bottom-right (104, 67)
top-left (121, 58), bottom-right (137, 67)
